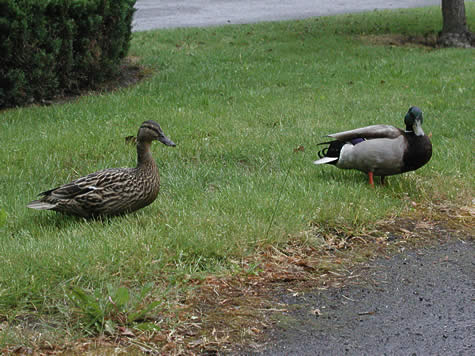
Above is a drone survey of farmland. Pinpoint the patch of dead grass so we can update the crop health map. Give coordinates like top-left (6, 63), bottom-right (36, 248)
top-left (359, 33), bottom-right (439, 49)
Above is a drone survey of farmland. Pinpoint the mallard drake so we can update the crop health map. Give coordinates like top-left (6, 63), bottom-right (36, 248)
top-left (27, 120), bottom-right (176, 217)
top-left (313, 107), bottom-right (432, 186)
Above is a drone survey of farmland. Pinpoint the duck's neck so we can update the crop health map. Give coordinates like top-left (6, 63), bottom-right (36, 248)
top-left (136, 140), bottom-right (155, 168)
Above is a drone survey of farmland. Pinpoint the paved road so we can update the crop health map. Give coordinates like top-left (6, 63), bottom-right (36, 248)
top-left (246, 239), bottom-right (475, 355)
top-left (133, 0), bottom-right (440, 31)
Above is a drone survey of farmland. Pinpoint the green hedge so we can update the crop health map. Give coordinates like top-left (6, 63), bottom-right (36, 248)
top-left (0, 0), bottom-right (136, 108)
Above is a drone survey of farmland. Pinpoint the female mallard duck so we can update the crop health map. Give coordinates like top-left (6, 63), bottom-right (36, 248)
top-left (27, 120), bottom-right (176, 217)
top-left (313, 106), bottom-right (432, 186)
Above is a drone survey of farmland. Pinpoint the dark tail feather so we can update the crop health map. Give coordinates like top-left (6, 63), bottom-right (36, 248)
top-left (314, 140), bottom-right (346, 164)
top-left (317, 146), bottom-right (329, 159)
top-left (325, 141), bottom-right (346, 158)
top-left (316, 140), bottom-right (340, 159)
top-left (315, 138), bottom-right (365, 165)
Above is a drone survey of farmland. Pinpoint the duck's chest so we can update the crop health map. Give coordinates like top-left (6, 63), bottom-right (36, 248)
top-left (402, 135), bottom-right (432, 172)
top-left (136, 164), bottom-right (160, 201)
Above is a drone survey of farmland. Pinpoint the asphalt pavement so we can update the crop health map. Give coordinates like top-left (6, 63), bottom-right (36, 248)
top-left (251, 239), bottom-right (474, 355)
top-left (133, 0), bottom-right (440, 31)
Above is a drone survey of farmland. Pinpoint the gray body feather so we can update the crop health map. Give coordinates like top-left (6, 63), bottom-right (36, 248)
top-left (336, 136), bottom-right (406, 175)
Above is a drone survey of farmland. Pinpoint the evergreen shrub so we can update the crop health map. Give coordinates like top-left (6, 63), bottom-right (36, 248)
top-left (0, 0), bottom-right (136, 108)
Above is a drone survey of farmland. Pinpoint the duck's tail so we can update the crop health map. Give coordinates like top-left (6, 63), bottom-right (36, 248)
top-left (27, 200), bottom-right (56, 210)
top-left (313, 156), bottom-right (338, 165)
top-left (313, 141), bottom-right (345, 165)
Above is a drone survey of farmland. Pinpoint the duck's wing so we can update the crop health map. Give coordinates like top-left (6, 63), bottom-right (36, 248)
top-left (328, 125), bottom-right (402, 141)
top-left (38, 172), bottom-right (102, 199)
top-left (27, 177), bottom-right (99, 210)
top-left (39, 168), bottom-right (131, 199)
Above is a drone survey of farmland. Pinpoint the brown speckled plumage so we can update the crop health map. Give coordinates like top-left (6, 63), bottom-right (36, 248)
top-left (27, 121), bottom-right (175, 218)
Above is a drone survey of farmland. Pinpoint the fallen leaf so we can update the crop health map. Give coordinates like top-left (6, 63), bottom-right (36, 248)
top-left (311, 308), bottom-right (322, 316)
top-left (118, 326), bottom-right (135, 337)
top-left (358, 311), bottom-right (375, 316)
top-left (125, 135), bottom-right (136, 144)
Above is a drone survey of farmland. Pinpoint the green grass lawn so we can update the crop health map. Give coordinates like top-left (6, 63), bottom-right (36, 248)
top-left (0, 5), bottom-right (473, 348)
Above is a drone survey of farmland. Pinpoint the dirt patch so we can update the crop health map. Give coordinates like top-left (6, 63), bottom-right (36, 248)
top-left (362, 31), bottom-right (474, 49)
top-left (359, 33), bottom-right (440, 49)
top-left (93, 56), bottom-right (150, 94)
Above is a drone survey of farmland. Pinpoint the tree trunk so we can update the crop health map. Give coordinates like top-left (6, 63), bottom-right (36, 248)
top-left (438, 0), bottom-right (474, 47)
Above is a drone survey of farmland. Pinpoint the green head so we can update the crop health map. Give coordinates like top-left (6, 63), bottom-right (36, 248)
top-left (404, 106), bottom-right (424, 136)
